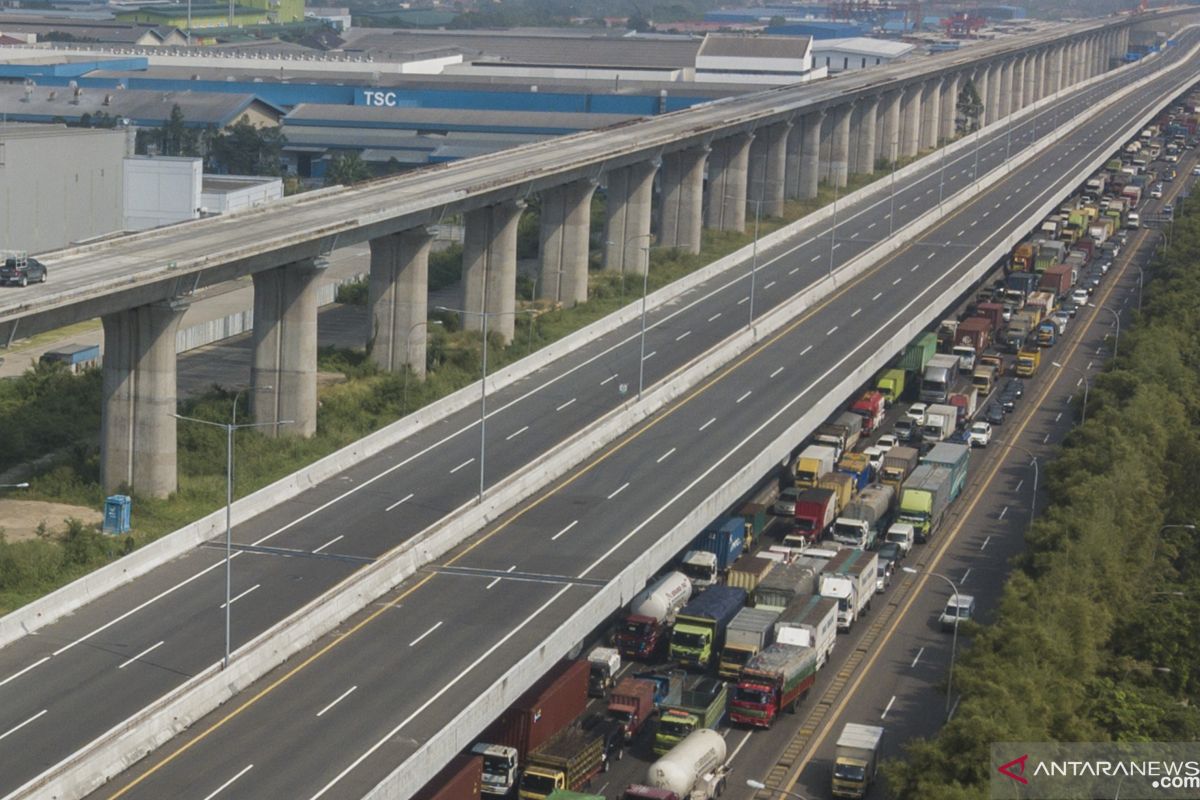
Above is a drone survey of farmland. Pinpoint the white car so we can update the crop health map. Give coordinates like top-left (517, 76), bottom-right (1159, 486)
top-left (905, 402), bottom-right (928, 425)
top-left (967, 421), bottom-right (992, 448)
top-left (1051, 310), bottom-right (1070, 333)
top-left (875, 434), bottom-right (899, 453)
top-left (1150, 185), bottom-right (1164, 199)
top-left (863, 445), bottom-right (886, 474)
top-left (1071, 288), bottom-right (1090, 306)
top-left (1192, 165), bottom-right (1200, 176)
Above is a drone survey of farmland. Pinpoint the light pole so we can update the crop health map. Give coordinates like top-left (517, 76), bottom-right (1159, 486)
top-left (434, 306), bottom-right (534, 502)
top-left (401, 319), bottom-right (442, 414)
top-left (1134, 265), bottom-right (1144, 312)
top-left (748, 196), bottom-right (763, 326)
top-left (637, 242), bottom-right (652, 400)
top-left (1000, 441), bottom-right (1039, 529)
top-left (608, 233), bottom-right (654, 303)
top-left (745, 779), bottom-right (809, 799)
top-left (0, 482), bottom-right (29, 489)
top-left (902, 566), bottom-right (962, 716)
top-left (828, 175), bottom-right (841, 277)
top-left (1051, 360), bottom-right (1089, 422)
top-left (1090, 304), bottom-right (1121, 357)
top-left (174, 395), bottom-right (290, 670)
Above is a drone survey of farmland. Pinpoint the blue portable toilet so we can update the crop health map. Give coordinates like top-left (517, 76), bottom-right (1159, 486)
top-left (103, 495), bottom-right (131, 534)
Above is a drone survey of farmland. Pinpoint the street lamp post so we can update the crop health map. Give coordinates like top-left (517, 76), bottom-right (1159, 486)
top-left (637, 243), bottom-right (651, 400)
top-left (902, 566), bottom-right (962, 716)
top-left (745, 779), bottom-right (809, 799)
top-left (1051, 361), bottom-right (1089, 422)
top-left (748, 196), bottom-right (762, 326)
top-left (1135, 265), bottom-right (1145, 312)
top-left (1091, 304), bottom-right (1121, 357)
top-left (0, 482), bottom-right (30, 489)
top-left (174, 393), bottom-right (290, 670)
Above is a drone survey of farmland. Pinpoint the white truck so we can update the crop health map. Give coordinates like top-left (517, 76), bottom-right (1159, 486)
top-left (679, 550), bottom-right (719, 588)
top-left (818, 549), bottom-right (879, 631)
top-left (831, 724), bottom-right (885, 799)
top-left (774, 594), bottom-right (838, 670)
top-left (882, 523), bottom-right (915, 557)
top-left (831, 483), bottom-right (895, 550)
top-left (920, 403), bottom-right (958, 443)
top-left (640, 728), bottom-right (731, 800)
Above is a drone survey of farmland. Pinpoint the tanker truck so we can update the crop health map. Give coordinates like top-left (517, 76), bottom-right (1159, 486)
top-left (614, 572), bottom-right (692, 660)
top-left (625, 729), bottom-right (731, 800)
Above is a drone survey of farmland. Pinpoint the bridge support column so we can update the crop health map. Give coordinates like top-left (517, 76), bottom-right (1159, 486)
top-left (659, 148), bottom-right (706, 254)
top-left (784, 121), bottom-right (803, 199)
top-left (1022, 54), bottom-right (1037, 107)
top-left (828, 103), bottom-right (852, 188)
top-left (1011, 55), bottom-right (1025, 111)
top-left (705, 133), bottom-right (752, 231)
top-left (463, 200), bottom-right (523, 342)
top-left (748, 121), bottom-right (790, 216)
top-left (368, 228), bottom-right (432, 376)
top-left (798, 110), bottom-right (824, 199)
top-left (100, 299), bottom-right (188, 497)
top-left (880, 90), bottom-right (901, 164)
top-left (1050, 45), bottom-right (1064, 95)
top-left (252, 258), bottom-right (325, 437)
top-left (853, 95), bottom-right (877, 175)
top-left (998, 58), bottom-right (1013, 119)
top-left (920, 78), bottom-right (940, 150)
top-left (940, 73), bottom-right (959, 142)
top-left (539, 179), bottom-right (597, 304)
top-left (900, 85), bottom-right (921, 158)
top-left (604, 161), bottom-right (657, 274)
top-left (819, 113), bottom-right (833, 182)
top-left (986, 62), bottom-right (1001, 123)
top-left (973, 66), bottom-right (989, 127)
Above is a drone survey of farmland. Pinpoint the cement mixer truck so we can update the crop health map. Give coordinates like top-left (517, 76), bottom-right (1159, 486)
top-left (614, 572), bottom-right (692, 660)
top-left (623, 729), bottom-right (731, 800)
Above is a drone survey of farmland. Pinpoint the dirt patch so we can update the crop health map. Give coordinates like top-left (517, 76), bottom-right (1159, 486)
top-left (0, 500), bottom-right (103, 542)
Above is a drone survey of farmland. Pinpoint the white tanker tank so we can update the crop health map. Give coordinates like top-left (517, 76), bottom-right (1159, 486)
top-left (630, 571), bottom-right (692, 623)
top-left (644, 728), bottom-right (730, 799)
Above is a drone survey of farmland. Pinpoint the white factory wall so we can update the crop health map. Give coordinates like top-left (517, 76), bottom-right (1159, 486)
top-left (123, 156), bottom-right (201, 231)
top-left (200, 178), bottom-right (283, 213)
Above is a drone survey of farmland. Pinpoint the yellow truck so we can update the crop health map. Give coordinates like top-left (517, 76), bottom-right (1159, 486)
top-left (1015, 347), bottom-right (1041, 377)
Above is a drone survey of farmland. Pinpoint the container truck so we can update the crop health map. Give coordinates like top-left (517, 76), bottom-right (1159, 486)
top-left (587, 647), bottom-right (621, 698)
top-left (1039, 264), bottom-right (1072, 299)
top-left (936, 319), bottom-right (959, 353)
top-left (921, 442), bottom-right (970, 501)
top-left (948, 388), bottom-right (978, 427)
top-left (817, 472), bottom-right (855, 515)
top-left (414, 754), bottom-right (483, 800)
top-left (897, 463), bottom-right (953, 542)
top-left (1005, 271), bottom-right (1041, 300)
top-left (692, 517), bottom-right (745, 574)
top-left (669, 586), bottom-right (747, 670)
top-left (955, 317), bottom-right (993, 357)
top-left (832, 483), bottom-right (895, 550)
top-left (819, 549), bottom-right (879, 631)
top-left (978, 352), bottom-right (1005, 378)
top-left (1025, 290), bottom-right (1057, 318)
top-left (850, 391), bottom-right (886, 433)
top-left (920, 403), bottom-right (958, 443)
top-left (753, 556), bottom-right (824, 612)
top-left (474, 660), bottom-right (589, 796)
top-left (971, 363), bottom-right (998, 395)
top-left (654, 677), bottom-right (728, 755)
top-left (897, 332), bottom-right (937, 375)
top-left (773, 594), bottom-right (838, 669)
top-left (639, 729), bottom-right (730, 800)
top-left (831, 724), bottom-right (885, 799)
top-left (920, 354), bottom-right (961, 403)
top-left (792, 444), bottom-right (837, 488)
top-left (836, 452), bottom-right (872, 492)
top-left (879, 446), bottom-right (919, 493)
top-left (719, 607), bottom-right (780, 679)
top-left (737, 500), bottom-right (769, 549)
top-left (1011, 241), bottom-right (1035, 271)
top-left (519, 723), bottom-right (606, 800)
top-left (608, 678), bottom-right (658, 742)
top-left (786, 488), bottom-right (837, 547)
top-left (975, 302), bottom-right (1005, 331)
top-left (729, 643), bottom-right (818, 727)
top-left (615, 571), bottom-right (692, 660)
top-left (875, 368), bottom-right (907, 405)
top-left (1015, 346), bottom-right (1041, 377)
top-left (678, 550), bottom-right (718, 588)
top-left (815, 412), bottom-right (864, 457)
top-left (725, 557), bottom-right (774, 595)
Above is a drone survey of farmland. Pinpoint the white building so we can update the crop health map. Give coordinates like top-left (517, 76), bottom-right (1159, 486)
top-left (694, 33), bottom-right (826, 85)
top-left (123, 156), bottom-right (282, 230)
top-left (812, 37), bottom-right (915, 74)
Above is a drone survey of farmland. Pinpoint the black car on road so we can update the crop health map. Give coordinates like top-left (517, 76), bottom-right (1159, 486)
top-left (0, 256), bottom-right (47, 287)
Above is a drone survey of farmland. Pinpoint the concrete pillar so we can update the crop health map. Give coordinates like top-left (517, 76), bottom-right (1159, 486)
top-left (900, 84), bottom-right (921, 158)
top-left (1022, 53), bottom-right (1037, 107)
top-left (368, 228), bottom-right (433, 376)
top-left (853, 95), bottom-right (878, 175)
top-left (462, 200), bottom-right (523, 342)
top-left (100, 299), bottom-right (188, 497)
top-left (798, 110), bottom-right (824, 200)
top-left (658, 148), bottom-right (706, 254)
top-left (784, 120), bottom-right (804, 199)
top-left (747, 122), bottom-right (790, 217)
top-left (603, 160), bottom-right (657, 274)
top-left (986, 62), bottom-right (1001, 124)
top-left (819, 114), bottom-right (833, 182)
top-left (1011, 55), bottom-right (1025, 112)
top-left (539, 179), bottom-right (597, 304)
top-left (828, 103), bottom-right (852, 188)
top-left (998, 58), bottom-right (1013, 119)
top-left (881, 90), bottom-right (901, 164)
top-left (920, 78), bottom-right (940, 150)
top-left (1050, 45), bottom-right (1064, 96)
top-left (704, 132), bottom-right (751, 231)
top-left (1068, 40), bottom-right (1081, 86)
top-left (940, 73), bottom-right (959, 142)
top-left (251, 258), bottom-right (325, 437)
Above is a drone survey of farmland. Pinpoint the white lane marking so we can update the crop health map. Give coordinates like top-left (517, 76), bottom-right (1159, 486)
top-left (313, 535), bottom-right (344, 553)
top-left (1055, 412), bottom-right (1062, 422)
top-left (867, 222), bottom-right (877, 229)
top-left (911, 264), bottom-right (920, 272)
top-left (555, 398), bottom-right (576, 412)
top-left (699, 417), bottom-right (716, 431)
top-left (763, 281), bottom-right (777, 290)
top-left (736, 390), bottom-right (753, 404)
top-left (708, 312), bottom-right (722, 322)
top-left (994, 202), bottom-right (1002, 209)
top-left (738, 296), bottom-right (750, 305)
top-left (850, 232), bottom-right (859, 239)
top-left (600, 374), bottom-right (617, 386)
top-left (1043, 432), bottom-right (1051, 444)
top-left (911, 647), bottom-right (924, 668)
top-left (927, 252), bottom-right (936, 260)
top-left (486, 565), bottom-right (516, 590)
top-left (893, 277), bottom-right (903, 285)
top-left (832, 243), bottom-right (843, 251)
top-left (800, 345), bottom-right (813, 355)
top-left (961, 568), bottom-right (972, 584)
top-left (727, 730), bottom-right (754, 765)
top-left (957, 229), bottom-right (965, 237)
top-left (811, 255), bottom-right (822, 263)
top-left (788, 267), bottom-right (800, 275)
top-left (998, 506), bottom-right (1008, 520)
top-left (117, 640), bottom-right (165, 670)
top-left (851, 308), bottom-right (862, 317)
top-left (770, 366), bottom-right (785, 379)
top-left (675, 330), bottom-right (692, 342)
top-left (643, 351), bottom-right (657, 361)
top-left (316, 686), bottom-right (358, 718)
top-left (948, 696), bottom-right (961, 720)
top-left (981, 535), bottom-right (991, 551)
top-left (882, 695), bottom-right (896, 718)
top-left (899, 203), bottom-right (909, 210)
top-left (1016, 479), bottom-right (1024, 492)
top-left (971, 219), bottom-right (980, 226)
top-left (409, 621), bottom-right (443, 647)
top-left (202, 764), bottom-right (254, 800)
top-left (449, 458), bottom-right (475, 474)
top-left (551, 521), bottom-right (579, 541)
top-left (220, 584), bottom-right (260, 609)
top-left (1087, 360), bottom-right (1094, 370)
top-left (506, 426), bottom-right (529, 441)
top-left (884, 213), bottom-right (891, 219)
top-left (0, 710), bottom-right (47, 744)
top-left (0, 656), bottom-right (50, 689)
top-left (608, 483), bottom-right (630, 500)
top-left (384, 494), bottom-right (413, 512)
top-left (656, 448), bottom-right (677, 464)
top-left (872, 292), bottom-right (883, 301)
top-left (827, 326), bottom-right (839, 336)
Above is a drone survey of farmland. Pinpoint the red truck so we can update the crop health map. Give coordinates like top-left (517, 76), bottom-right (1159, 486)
top-left (413, 754), bottom-right (483, 800)
top-left (1039, 264), bottom-right (1073, 297)
top-left (609, 677), bottom-right (658, 742)
top-left (955, 317), bottom-right (992, 354)
top-left (786, 488), bottom-right (838, 547)
top-left (974, 302), bottom-right (1005, 332)
top-left (850, 391), bottom-right (886, 434)
top-left (729, 643), bottom-right (818, 728)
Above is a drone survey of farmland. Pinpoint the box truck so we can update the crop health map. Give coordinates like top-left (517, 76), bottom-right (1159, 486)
top-left (819, 549), bottom-right (879, 631)
top-left (792, 444), bottom-right (837, 488)
top-left (729, 643), bottom-right (818, 728)
top-left (831, 724), bottom-right (884, 799)
top-left (920, 442), bottom-right (970, 501)
top-left (897, 463), bottom-right (953, 542)
top-left (832, 483), bottom-right (895, 550)
top-left (719, 607), bottom-right (780, 679)
top-left (669, 587), bottom-right (746, 669)
top-left (773, 594), bottom-right (838, 669)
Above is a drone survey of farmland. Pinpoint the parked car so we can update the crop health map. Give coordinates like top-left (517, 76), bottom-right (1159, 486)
top-left (967, 421), bottom-right (992, 448)
top-left (985, 404), bottom-right (1005, 425)
top-left (0, 256), bottom-right (47, 287)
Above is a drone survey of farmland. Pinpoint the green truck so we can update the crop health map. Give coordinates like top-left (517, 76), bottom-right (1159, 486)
top-left (897, 332), bottom-right (937, 375)
top-left (897, 463), bottom-right (953, 543)
top-left (874, 368), bottom-right (907, 406)
top-left (654, 676), bottom-right (728, 755)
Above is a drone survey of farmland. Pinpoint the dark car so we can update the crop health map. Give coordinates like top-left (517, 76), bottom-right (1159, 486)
top-left (1004, 378), bottom-right (1025, 399)
top-left (999, 392), bottom-right (1018, 413)
top-left (0, 256), bottom-right (47, 287)
top-left (876, 541), bottom-right (903, 566)
top-left (1061, 300), bottom-right (1079, 318)
top-left (985, 404), bottom-right (1005, 425)
top-left (580, 713), bottom-right (624, 770)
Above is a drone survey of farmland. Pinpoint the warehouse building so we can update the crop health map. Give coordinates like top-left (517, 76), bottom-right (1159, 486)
top-left (812, 37), bottom-right (915, 73)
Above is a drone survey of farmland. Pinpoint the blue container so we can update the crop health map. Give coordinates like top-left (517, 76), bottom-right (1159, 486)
top-left (103, 495), bottom-right (132, 534)
top-left (693, 517), bottom-right (746, 572)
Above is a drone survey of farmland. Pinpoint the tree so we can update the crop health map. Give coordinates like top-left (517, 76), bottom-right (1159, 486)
top-left (957, 80), bottom-right (984, 132)
top-left (161, 104), bottom-right (189, 157)
top-left (768, 15), bottom-right (787, 27)
top-left (626, 13), bottom-right (652, 31)
top-left (324, 152), bottom-right (371, 186)
top-left (210, 120), bottom-right (285, 176)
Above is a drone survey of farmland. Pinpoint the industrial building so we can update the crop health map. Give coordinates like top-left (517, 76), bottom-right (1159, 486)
top-left (812, 37), bottom-right (915, 73)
